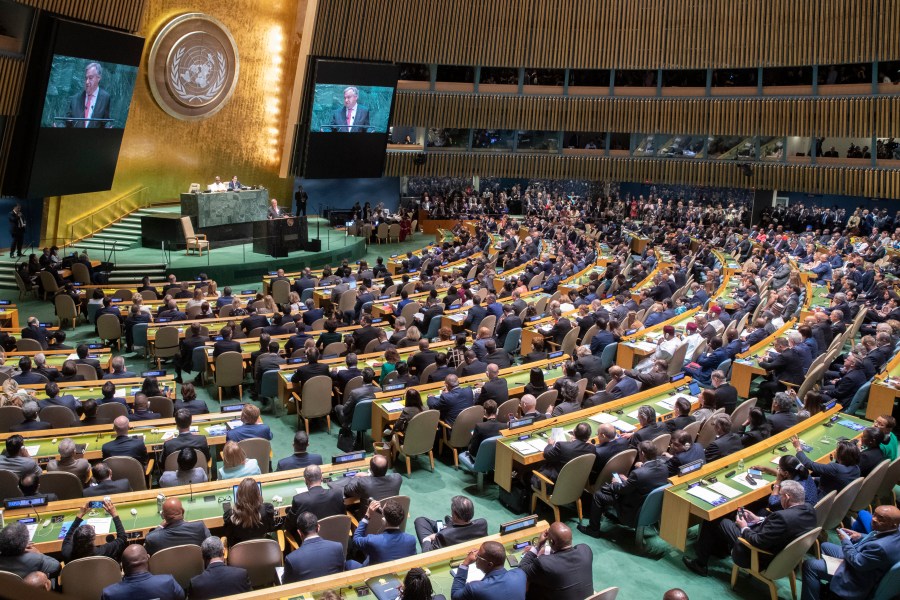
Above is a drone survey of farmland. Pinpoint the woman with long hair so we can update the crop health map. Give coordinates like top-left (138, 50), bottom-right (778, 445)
top-left (751, 454), bottom-right (818, 511)
top-left (222, 477), bottom-right (276, 547)
top-left (61, 499), bottom-right (127, 562)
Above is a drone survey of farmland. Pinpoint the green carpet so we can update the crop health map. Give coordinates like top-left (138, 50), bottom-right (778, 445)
top-left (0, 236), bottom-right (794, 600)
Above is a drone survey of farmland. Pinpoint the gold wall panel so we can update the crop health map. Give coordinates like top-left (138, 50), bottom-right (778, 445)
top-left (45, 0), bottom-right (303, 244)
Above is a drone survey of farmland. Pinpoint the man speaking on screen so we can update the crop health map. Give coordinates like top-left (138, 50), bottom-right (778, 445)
top-left (329, 86), bottom-right (370, 132)
top-left (66, 62), bottom-right (111, 128)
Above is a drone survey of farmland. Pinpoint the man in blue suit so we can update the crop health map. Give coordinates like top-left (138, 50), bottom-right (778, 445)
top-left (283, 512), bottom-right (346, 583)
top-left (801, 505), bottom-right (900, 600)
top-left (349, 498), bottom-right (417, 567)
top-left (451, 540), bottom-right (527, 600)
top-left (101, 544), bottom-right (184, 600)
top-left (276, 431), bottom-right (323, 471)
top-left (189, 537), bottom-right (251, 599)
top-left (427, 375), bottom-right (474, 425)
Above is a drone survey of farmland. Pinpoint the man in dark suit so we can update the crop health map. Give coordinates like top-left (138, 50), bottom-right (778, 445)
top-left (451, 540), bottom-right (527, 600)
top-left (822, 353), bottom-right (869, 407)
top-left (335, 367), bottom-right (380, 427)
top-left (38, 381), bottom-right (80, 417)
top-left (21, 316), bottom-right (66, 350)
top-left (9, 401), bottom-right (52, 432)
top-left (283, 511), bottom-right (346, 583)
top-left (84, 462), bottom-right (132, 497)
top-left (427, 374), bottom-right (474, 425)
top-left (461, 350), bottom-right (488, 376)
top-left (408, 339), bottom-right (438, 377)
top-left (768, 392), bottom-right (800, 434)
top-left (100, 545), bottom-right (183, 600)
top-left (129, 393), bottom-right (162, 422)
top-left (664, 397), bottom-right (696, 433)
top-left (349, 498), bottom-right (417, 567)
top-left (240, 307), bottom-right (269, 336)
top-left (428, 352), bottom-right (456, 383)
top-left (465, 400), bottom-right (505, 459)
top-left (101, 416), bottom-right (148, 464)
top-left (211, 326), bottom-right (241, 359)
top-left (711, 370), bottom-right (738, 414)
top-left (162, 410), bottom-right (210, 463)
top-left (591, 423), bottom-right (630, 477)
top-left (104, 356), bottom-right (137, 380)
top-left (684, 479), bottom-right (818, 576)
top-left (578, 441), bottom-right (669, 537)
top-left (663, 429), bottom-right (706, 476)
top-left (331, 353), bottom-right (363, 396)
top-left (519, 522), bottom-right (594, 600)
top-left (519, 394), bottom-right (547, 422)
top-left (758, 335), bottom-right (806, 408)
top-left (477, 364), bottom-right (508, 406)
top-left (414, 495), bottom-right (488, 553)
top-left (291, 347), bottom-right (331, 391)
top-left (483, 339), bottom-right (512, 369)
top-left (157, 299), bottom-right (187, 321)
top-left (124, 304), bottom-right (151, 353)
top-left (12, 356), bottom-right (48, 385)
top-left (532, 422), bottom-right (595, 487)
top-left (32, 353), bottom-right (60, 382)
top-left (144, 498), bottom-right (211, 555)
top-left (288, 464), bottom-right (346, 520)
top-left (495, 305), bottom-right (523, 348)
top-left (340, 455), bottom-right (402, 507)
top-left (329, 86), bottom-right (370, 132)
top-left (546, 313), bottom-right (573, 346)
top-left (575, 346), bottom-right (606, 383)
top-left (352, 314), bottom-right (382, 354)
top-left (66, 62), bottom-right (111, 128)
top-left (266, 198), bottom-right (284, 219)
top-left (276, 431), bottom-right (323, 471)
top-left (189, 537), bottom-right (251, 599)
top-left (704, 414), bottom-right (744, 461)
top-left (463, 296), bottom-right (488, 332)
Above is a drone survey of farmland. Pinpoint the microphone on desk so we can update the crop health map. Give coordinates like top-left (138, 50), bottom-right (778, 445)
top-left (189, 482), bottom-right (194, 503)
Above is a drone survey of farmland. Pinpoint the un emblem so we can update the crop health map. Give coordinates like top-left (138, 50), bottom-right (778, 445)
top-left (148, 13), bottom-right (239, 120)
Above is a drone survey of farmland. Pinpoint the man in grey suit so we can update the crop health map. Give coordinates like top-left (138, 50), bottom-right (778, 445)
top-left (144, 498), bottom-right (211, 555)
top-left (329, 86), bottom-right (371, 132)
top-left (413, 495), bottom-right (488, 552)
top-left (339, 455), bottom-right (402, 509)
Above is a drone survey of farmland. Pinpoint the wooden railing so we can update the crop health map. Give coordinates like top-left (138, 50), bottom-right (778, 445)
top-left (64, 186), bottom-right (151, 246)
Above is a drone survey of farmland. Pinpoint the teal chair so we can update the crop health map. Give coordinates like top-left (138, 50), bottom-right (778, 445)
top-left (86, 303), bottom-right (101, 324)
top-left (300, 287), bottom-right (315, 303)
top-left (131, 322), bottom-right (149, 357)
top-left (459, 436), bottom-right (500, 491)
top-left (871, 561), bottom-right (900, 600)
top-left (350, 399), bottom-right (373, 450)
top-left (598, 342), bottom-right (618, 376)
top-left (633, 483), bottom-right (671, 552)
top-left (191, 346), bottom-right (209, 384)
top-left (259, 370), bottom-right (282, 416)
top-left (844, 381), bottom-right (871, 416)
top-left (423, 316), bottom-right (441, 341)
top-left (502, 328), bottom-right (522, 357)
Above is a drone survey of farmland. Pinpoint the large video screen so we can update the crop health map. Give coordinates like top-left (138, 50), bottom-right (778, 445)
top-left (2, 16), bottom-right (144, 198)
top-left (302, 60), bottom-right (399, 179)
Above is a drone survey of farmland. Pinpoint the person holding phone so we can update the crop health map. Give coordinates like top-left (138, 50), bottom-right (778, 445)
top-left (518, 522), bottom-right (593, 600)
top-left (61, 499), bottom-right (128, 562)
top-left (751, 455), bottom-right (818, 512)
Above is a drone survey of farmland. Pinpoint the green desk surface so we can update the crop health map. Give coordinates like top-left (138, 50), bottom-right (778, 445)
top-left (562, 266), bottom-right (606, 288)
top-left (715, 278), bottom-right (745, 306)
top-left (41, 352), bottom-right (111, 368)
top-left (808, 284), bottom-right (831, 309)
top-left (734, 325), bottom-right (800, 368)
top-left (26, 382), bottom-right (174, 405)
top-left (17, 463), bottom-right (370, 551)
top-left (499, 383), bottom-right (697, 455)
top-left (669, 411), bottom-right (869, 509)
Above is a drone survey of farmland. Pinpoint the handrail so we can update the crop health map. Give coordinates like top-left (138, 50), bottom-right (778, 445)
top-left (66, 186), bottom-right (152, 247)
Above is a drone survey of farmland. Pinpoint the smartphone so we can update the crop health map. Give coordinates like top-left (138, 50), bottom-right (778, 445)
top-left (748, 469), bottom-right (762, 477)
top-left (507, 554), bottom-right (519, 567)
top-left (222, 501), bottom-right (231, 513)
top-left (88, 501), bottom-right (104, 509)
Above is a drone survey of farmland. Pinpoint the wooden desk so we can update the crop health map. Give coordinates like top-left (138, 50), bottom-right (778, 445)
top-left (729, 319), bottom-right (797, 398)
top-left (867, 351), bottom-right (900, 420)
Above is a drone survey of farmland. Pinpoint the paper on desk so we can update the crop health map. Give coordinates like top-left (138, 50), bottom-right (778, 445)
top-left (708, 481), bottom-right (742, 499)
top-left (658, 395), bottom-right (696, 411)
top-left (226, 420), bottom-right (243, 429)
top-left (85, 517), bottom-right (112, 535)
top-left (295, 487), bottom-right (308, 495)
top-left (549, 428), bottom-right (568, 443)
top-left (686, 486), bottom-right (727, 506)
top-left (448, 314), bottom-right (465, 323)
top-left (589, 412), bottom-right (617, 424)
top-left (23, 522), bottom-right (37, 541)
top-left (511, 441), bottom-right (541, 454)
top-left (23, 445), bottom-right (40, 457)
top-left (465, 565), bottom-right (486, 583)
top-left (159, 429), bottom-right (177, 441)
top-left (771, 453), bottom-right (790, 465)
top-left (382, 401), bottom-right (404, 412)
top-left (611, 420), bottom-right (635, 432)
top-left (528, 438), bottom-right (549, 453)
top-left (626, 409), bottom-right (641, 420)
top-left (632, 341), bottom-right (657, 353)
top-left (731, 472), bottom-right (771, 490)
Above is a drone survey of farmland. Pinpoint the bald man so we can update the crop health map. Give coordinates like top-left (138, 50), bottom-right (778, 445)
top-left (518, 522), bottom-right (593, 600)
top-left (143, 498), bottom-right (211, 555)
top-left (101, 544), bottom-right (184, 600)
top-left (100, 415), bottom-right (148, 465)
top-left (801, 505), bottom-right (900, 600)
top-left (662, 590), bottom-right (689, 600)
top-left (23, 571), bottom-right (51, 591)
top-left (451, 540), bottom-right (526, 600)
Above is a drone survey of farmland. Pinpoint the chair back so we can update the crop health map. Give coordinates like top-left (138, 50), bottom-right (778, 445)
top-left (180, 216), bottom-right (196, 237)
top-left (535, 389), bottom-right (558, 414)
top-left (322, 341), bottom-right (345, 356)
top-left (667, 343), bottom-right (689, 375)
top-left (362, 495), bottom-right (411, 534)
top-left (39, 271), bottom-right (60, 295)
top-left (696, 408), bottom-right (726, 446)
top-left (796, 363), bottom-right (825, 400)
top-left (342, 375), bottom-right (364, 399)
top-left (104, 455), bottom-right (147, 491)
top-left (691, 339), bottom-right (708, 362)
top-left (591, 449), bottom-right (638, 492)
top-left (715, 358), bottom-right (732, 378)
top-left (363, 338), bottom-right (379, 354)
top-left (238, 438), bottom-right (271, 475)
top-left (549, 454), bottom-right (595, 506)
top-left (388, 223), bottom-right (401, 241)
top-left (300, 375), bottom-right (333, 421)
top-left (377, 223), bottom-right (389, 241)
top-left (871, 561), bottom-right (900, 600)
top-left (580, 324), bottom-right (599, 346)
top-left (14, 271), bottom-right (30, 300)
top-left (184, 305), bottom-right (203, 319)
top-left (155, 326), bottom-right (181, 358)
top-left (140, 289), bottom-right (158, 300)
top-left (75, 363), bottom-right (97, 381)
top-left (681, 419), bottom-right (703, 441)
top-left (650, 433), bottom-right (671, 456)
top-left (337, 290), bottom-right (357, 315)
top-left (418, 362), bottom-right (438, 385)
top-left (61, 555), bottom-right (122, 600)
top-left (423, 315), bottom-right (442, 341)
top-left (400, 302), bottom-right (421, 325)
top-left (38, 471), bottom-right (83, 500)
top-left (496, 398), bottom-right (520, 423)
top-left (528, 273), bottom-right (544, 289)
top-left (97, 402), bottom-right (128, 421)
top-left (164, 449), bottom-right (210, 475)
top-left (149, 395), bottom-right (174, 418)
top-left (215, 351), bottom-right (245, 387)
top-left (113, 288), bottom-right (135, 300)
top-left (470, 436), bottom-right (501, 473)
top-left (54, 294), bottom-right (78, 326)
top-left (813, 490), bottom-right (837, 529)
top-left (350, 400), bottom-right (373, 432)
top-left (96, 313), bottom-right (122, 341)
top-left (634, 483), bottom-right (671, 529)
top-left (15, 338), bottom-right (42, 351)
top-left (599, 342), bottom-right (618, 374)
top-left (574, 377), bottom-right (589, 403)
top-left (0, 406), bottom-right (24, 432)
top-left (132, 322), bottom-right (150, 351)
top-left (822, 477), bottom-right (865, 530)
top-left (259, 369), bottom-right (281, 402)
top-left (479, 315), bottom-right (497, 335)
top-left (447, 405), bottom-right (485, 447)
top-left (850, 459), bottom-right (890, 513)
top-left (845, 381), bottom-right (872, 416)
top-left (317, 514), bottom-right (352, 557)
top-left (401, 410), bottom-right (441, 457)
top-left (503, 328), bottom-right (522, 355)
top-left (39, 405), bottom-right (78, 428)
top-left (0, 469), bottom-right (23, 499)
top-left (149, 543), bottom-right (204, 589)
top-left (875, 457), bottom-right (900, 503)
top-left (534, 296), bottom-right (550, 316)
top-left (560, 328), bottom-right (579, 358)
top-left (762, 527), bottom-right (822, 580)
top-left (585, 588), bottom-right (619, 600)
top-left (271, 279), bottom-right (291, 306)
top-left (729, 397), bottom-right (757, 429)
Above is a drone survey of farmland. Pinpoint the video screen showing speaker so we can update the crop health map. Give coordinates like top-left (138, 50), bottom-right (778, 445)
top-left (303, 60), bottom-right (399, 179)
top-left (2, 15), bottom-right (144, 198)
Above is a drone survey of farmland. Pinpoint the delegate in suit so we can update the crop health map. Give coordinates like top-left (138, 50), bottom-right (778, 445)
top-left (451, 541), bottom-right (527, 600)
top-left (518, 523), bottom-right (594, 600)
top-left (283, 512), bottom-right (346, 583)
top-left (65, 62), bottom-right (112, 128)
top-left (328, 86), bottom-right (371, 132)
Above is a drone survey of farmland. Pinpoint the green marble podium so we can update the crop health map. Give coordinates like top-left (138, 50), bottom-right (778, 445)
top-left (180, 189), bottom-right (268, 228)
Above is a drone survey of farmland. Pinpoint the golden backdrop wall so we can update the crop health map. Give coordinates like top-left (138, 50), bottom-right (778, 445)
top-left (43, 0), bottom-right (305, 245)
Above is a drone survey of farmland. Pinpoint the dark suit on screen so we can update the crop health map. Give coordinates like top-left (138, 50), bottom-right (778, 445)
top-left (329, 105), bottom-right (371, 132)
top-left (66, 88), bottom-right (111, 128)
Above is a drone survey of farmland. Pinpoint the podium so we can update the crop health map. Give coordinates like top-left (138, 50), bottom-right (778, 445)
top-left (253, 216), bottom-right (305, 257)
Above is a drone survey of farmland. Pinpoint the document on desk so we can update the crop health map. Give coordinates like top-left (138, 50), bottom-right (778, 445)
top-left (528, 438), bottom-right (549, 453)
top-left (85, 517), bottom-right (112, 535)
top-left (589, 412), bottom-right (617, 424)
top-left (611, 420), bottom-right (635, 432)
top-left (511, 441), bottom-right (542, 454)
top-left (549, 428), bottom-right (568, 443)
top-left (731, 472), bottom-right (771, 490)
top-left (630, 341), bottom-right (657, 353)
top-left (448, 314), bottom-right (466, 323)
top-left (686, 486), bottom-right (727, 506)
top-left (382, 401), bottom-right (405, 412)
top-left (23, 445), bottom-right (40, 457)
top-left (708, 481), bottom-right (742, 499)
top-left (626, 409), bottom-right (641, 420)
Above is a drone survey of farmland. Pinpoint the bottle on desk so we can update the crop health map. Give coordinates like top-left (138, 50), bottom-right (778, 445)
top-left (737, 458), bottom-right (745, 473)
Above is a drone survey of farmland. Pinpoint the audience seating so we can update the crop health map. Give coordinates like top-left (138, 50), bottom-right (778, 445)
top-left (38, 471), bottom-right (84, 500)
top-left (228, 539), bottom-right (283, 588)
top-left (634, 483), bottom-right (671, 552)
top-left (149, 543), bottom-right (205, 589)
top-left (531, 453), bottom-right (594, 523)
top-left (394, 409), bottom-right (440, 476)
top-left (296, 375), bottom-right (333, 434)
top-left (439, 404), bottom-right (484, 469)
top-left (317, 514), bottom-right (352, 556)
top-left (237, 438), bottom-right (272, 474)
top-left (459, 435), bottom-right (500, 491)
top-left (731, 527), bottom-right (822, 600)
top-left (60, 556), bottom-right (122, 600)
top-left (105, 455), bottom-right (152, 491)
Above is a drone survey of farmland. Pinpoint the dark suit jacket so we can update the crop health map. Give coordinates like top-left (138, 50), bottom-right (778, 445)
top-left (291, 362), bottom-right (331, 386)
top-left (496, 316), bottom-right (523, 347)
top-left (101, 435), bottom-right (148, 465)
top-left (9, 419), bottom-right (53, 432)
top-left (478, 378), bottom-right (508, 406)
top-left (759, 347), bottom-right (805, 385)
top-left (189, 562), bottom-right (251, 600)
top-left (796, 451), bottom-right (861, 495)
top-left (423, 519), bottom-right (489, 551)
top-left (713, 383), bottom-right (739, 414)
top-left (485, 349), bottom-right (512, 368)
top-left (408, 350), bottom-right (438, 376)
top-left (276, 452), bottom-right (323, 471)
top-left (162, 433), bottom-right (210, 464)
top-left (100, 572), bottom-right (184, 600)
top-left (289, 485), bottom-right (346, 520)
top-left (468, 419), bottom-right (505, 456)
top-left (768, 411), bottom-right (799, 434)
top-left (665, 442), bottom-right (706, 476)
top-left (461, 360), bottom-right (488, 376)
top-left (593, 436), bottom-right (631, 476)
top-left (629, 421), bottom-right (668, 447)
top-left (144, 519), bottom-right (211, 555)
top-left (428, 386), bottom-right (474, 424)
top-left (538, 439), bottom-right (595, 481)
top-left (212, 339), bottom-right (242, 359)
top-left (84, 478), bottom-right (132, 497)
top-left (705, 432), bottom-right (743, 461)
top-left (283, 536), bottom-right (346, 583)
top-left (67, 88), bottom-right (111, 128)
top-left (519, 544), bottom-right (594, 600)
top-left (732, 504), bottom-right (817, 568)
top-left (329, 105), bottom-right (371, 132)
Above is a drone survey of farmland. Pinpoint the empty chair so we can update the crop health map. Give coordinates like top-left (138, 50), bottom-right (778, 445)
top-left (534, 389), bottom-right (558, 414)
top-left (502, 327), bottom-right (522, 355)
top-left (848, 460), bottom-right (890, 516)
top-left (0, 469), bottom-right (23, 499)
top-left (14, 338), bottom-right (42, 352)
top-left (55, 294), bottom-right (80, 329)
top-left (75, 363), bottom-right (98, 381)
top-left (38, 471), bottom-right (83, 500)
top-left (180, 216), bottom-right (210, 255)
top-left (322, 341), bottom-right (346, 356)
top-left (271, 279), bottom-right (291, 306)
top-left (104, 455), bottom-right (149, 491)
top-left (38, 271), bottom-right (59, 300)
top-left (154, 326), bottom-right (181, 368)
top-left (874, 457), bottom-right (900, 506)
top-left (61, 556), bottom-right (122, 600)
top-left (531, 453), bottom-right (595, 523)
top-left (149, 544), bottom-right (204, 589)
top-left (439, 405), bottom-right (484, 468)
top-left (821, 477), bottom-right (865, 532)
top-left (214, 351), bottom-right (244, 402)
top-left (297, 375), bottom-right (332, 434)
top-left (97, 402), bottom-right (128, 421)
top-left (96, 313), bottom-right (123, 349)
top-left (495, 398), bottom-right (520, 423)
top-left (634, 483), bottom-right (671, 551)
top-left (228, 539), bottom-right (283, 588)
top-left (395, 409), bottom-right (440, 476)
top-left (730, 527), bottom-right (822, 600)
top-left (459, 435), bottom-right (500, 491)
top-left (39, 405), bottom-right (79, 428)
top-left (349, 400), bottom-right (373, 450)
top-left (238, 438), bottom-right (272, 475)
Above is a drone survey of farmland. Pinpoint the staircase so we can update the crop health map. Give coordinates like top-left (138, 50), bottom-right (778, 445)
top-left (70, 207), bottom-right (165, 253)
